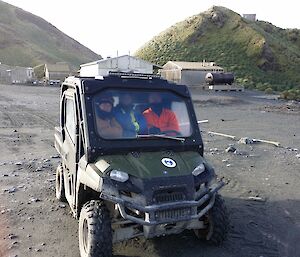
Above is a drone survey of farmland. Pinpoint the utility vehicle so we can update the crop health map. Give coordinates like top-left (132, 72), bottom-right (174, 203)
top-left (54, 72), bottom-right (229, 257)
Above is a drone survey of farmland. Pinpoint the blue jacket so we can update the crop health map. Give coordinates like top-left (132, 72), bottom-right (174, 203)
top-left (113, 106), bottom-right (147, 137)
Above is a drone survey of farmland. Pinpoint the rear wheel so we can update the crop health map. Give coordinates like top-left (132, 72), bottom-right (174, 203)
top-left (55, 164), bottom-right (66, 202)
top-left (79, 200), bottom-right (112, 257)
top-left (194, 194), bottom-right (229, 245)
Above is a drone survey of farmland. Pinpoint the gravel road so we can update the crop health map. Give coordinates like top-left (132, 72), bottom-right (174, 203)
top-left (0, 84), bottom-right (299, 257)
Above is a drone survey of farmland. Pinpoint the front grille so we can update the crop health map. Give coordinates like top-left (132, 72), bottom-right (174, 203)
top-left (155, 208), bottom-right (191, 221)
top-left (154, 191), bottom-right (185, 203)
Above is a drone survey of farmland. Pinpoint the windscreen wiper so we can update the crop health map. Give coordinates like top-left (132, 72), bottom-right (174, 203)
top-left (136, 134), bottom-right (185, 142)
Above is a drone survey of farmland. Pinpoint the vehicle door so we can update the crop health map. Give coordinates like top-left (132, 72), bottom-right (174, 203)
top-left (61, 89), bottom-right (78, 209)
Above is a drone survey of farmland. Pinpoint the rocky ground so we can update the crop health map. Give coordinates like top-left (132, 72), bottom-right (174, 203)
top-left (0, 84), bottom-right (299, 257)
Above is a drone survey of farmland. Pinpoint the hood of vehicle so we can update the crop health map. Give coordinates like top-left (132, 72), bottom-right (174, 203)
top-left (95, 151), bottom-right (205, 179)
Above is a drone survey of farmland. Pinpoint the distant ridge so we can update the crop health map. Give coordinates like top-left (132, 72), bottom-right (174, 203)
top-left (0, 0), bottom-right (101, 69)
top-left (136, 6), bottom-right (300, 91)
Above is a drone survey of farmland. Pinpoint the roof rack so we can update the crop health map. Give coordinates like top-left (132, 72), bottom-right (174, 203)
top-left (108, 71), bottom-right (161, 80)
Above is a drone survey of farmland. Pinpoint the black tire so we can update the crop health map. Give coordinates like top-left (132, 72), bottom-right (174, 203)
top-left (55, 164), bottom-right (67, 202)
top-left (194, 194), bottom-right (229, 245)
top-left (79, 200), bottom-right (112, 257)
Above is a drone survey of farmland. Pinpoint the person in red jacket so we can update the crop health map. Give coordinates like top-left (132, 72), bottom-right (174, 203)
top-left (143, 92), bottom-right (180, 135)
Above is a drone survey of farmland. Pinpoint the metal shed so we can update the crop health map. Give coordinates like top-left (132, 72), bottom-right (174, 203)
top-left (0, 63), bottom-right (33, 84)
top-left (0, 63), bottom-right (11, 83)
top-left (160, 61), bottom-right (224, 87)
top-left (80, 55), bottom-right (160, 77)
top-left (44, 63), bottom-right (71, 83)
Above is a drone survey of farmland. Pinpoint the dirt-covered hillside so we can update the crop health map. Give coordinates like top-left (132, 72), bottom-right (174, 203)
top-left (0, 0), bottom-right (101, 69)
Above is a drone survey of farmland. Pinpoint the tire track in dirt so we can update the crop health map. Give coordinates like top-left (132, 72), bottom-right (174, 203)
top-left (2, 112), bottom-right (21, 128)
top-left (0, 111), bottom-right (57, 128)
top-left (226, 200), bottom-right (281, 257)
top-left (28, 111), bottom-right (57, 127)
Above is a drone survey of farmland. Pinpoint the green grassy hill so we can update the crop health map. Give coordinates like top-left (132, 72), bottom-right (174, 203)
top-left (0, 0), bottom-right (101, 69)
top-left (136, 6), bottom-right (300, 98)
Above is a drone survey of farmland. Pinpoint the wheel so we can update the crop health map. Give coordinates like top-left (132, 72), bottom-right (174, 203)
top-left (194, 194), bottom-right (229, 245)
top-left (55, 164), bottom-right (66, 202)
top-left (79, 200), bottom-right (112, 257)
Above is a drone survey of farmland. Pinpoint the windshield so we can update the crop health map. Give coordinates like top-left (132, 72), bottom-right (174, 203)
top-left (93, 89), bottom-right (193, 140)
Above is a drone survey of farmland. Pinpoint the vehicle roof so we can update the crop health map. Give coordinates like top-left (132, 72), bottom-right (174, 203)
top-left (62, 73), bottom-right (191, 98)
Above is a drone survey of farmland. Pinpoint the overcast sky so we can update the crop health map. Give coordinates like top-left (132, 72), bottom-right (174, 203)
top-left (3, 0), bottom-right (300, 58)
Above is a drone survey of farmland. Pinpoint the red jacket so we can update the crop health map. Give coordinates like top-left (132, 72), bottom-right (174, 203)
top-left (143, 108), bottom-right (179, 133)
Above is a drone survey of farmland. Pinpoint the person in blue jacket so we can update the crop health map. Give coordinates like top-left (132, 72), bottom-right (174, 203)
top-left (114, 93), bottom-right (147, 137)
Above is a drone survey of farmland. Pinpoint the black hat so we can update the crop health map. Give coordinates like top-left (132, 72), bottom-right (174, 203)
top-left (97, 96), bottom-right (114, 105)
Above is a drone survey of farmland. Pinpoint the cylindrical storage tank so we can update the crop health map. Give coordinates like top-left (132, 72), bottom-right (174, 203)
top-left (205, 72), bottom-right (234, 85)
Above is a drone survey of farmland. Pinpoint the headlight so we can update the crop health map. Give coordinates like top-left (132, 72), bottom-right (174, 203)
top-left (192, 163), bottom-right (205, 176)
top-left (110, 170), bottom-right (129, 182)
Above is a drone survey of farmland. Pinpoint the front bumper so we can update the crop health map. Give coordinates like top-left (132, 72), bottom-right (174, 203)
top-left (100, 181), bottom-right (224, 226)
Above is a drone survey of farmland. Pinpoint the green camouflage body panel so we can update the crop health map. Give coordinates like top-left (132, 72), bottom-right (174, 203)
top-left (95, 151), bottom-right (205, 179)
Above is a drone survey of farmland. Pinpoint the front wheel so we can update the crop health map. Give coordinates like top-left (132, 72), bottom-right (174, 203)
top-left (194, 194), bottom-right (229, 245)
top-left (79, 200), bottom-right (112, 257)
